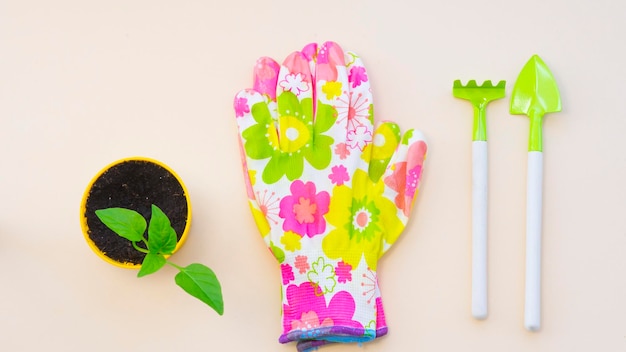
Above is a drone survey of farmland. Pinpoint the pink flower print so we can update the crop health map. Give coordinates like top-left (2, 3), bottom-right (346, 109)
top-left (361, 267), bottom-right (378, 305)
top-left (335, 91), bottom-right (370, 131)
top-left (375, 297), bottom-right (387, 332)
top-left (280, 282), bottom-right (364, 343)
top-left (290, 311), bottom-right (333, 331)
top-left (281, 264), bottom-right (295, 285)
top-left (328, 165), bottom-right (349, 186)
top-left (349, 66), bottom-right (368, 88)
top-left (405, 140), bottom-right (427, 200)
top-left (279, 180), bottom-right (330, 238)
top-left (347, 126), bottom-right (373, 151)
top-left (406, 164), bottom-right (422, 200)
top-left (279, 73), bottom-right (310, 95)
top-left (256, 189), bottom-right (280, 225)
top-left (234, 97), bottom-right (250, 118)
top-left (295, 255), bottom-right (310, 274)
top-left (294, 198), bottom-right (316, 224)
top-left (384, 162), bottom-right (409, 217)
top-left (334, 143), bottom-right (350, 160)
top-left (335, 261), bottom-right (352, 283)
top-left (314, 42), bottom-right (344, 82)
top-left (384, 140), bottom-right (427, 216)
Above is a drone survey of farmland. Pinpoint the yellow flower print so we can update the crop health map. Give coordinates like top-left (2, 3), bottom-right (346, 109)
top-left (322, 81), bottom-right (342, 100)
top-left (281, 231), bottom-right (302, 252)
top-left (322, 169), bottom-right (404, 270)
top-left (250, 202), bottom-right (270, 237)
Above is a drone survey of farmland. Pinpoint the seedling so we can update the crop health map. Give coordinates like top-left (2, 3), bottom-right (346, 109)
top-left (95, 204), bottom-right (224, 315)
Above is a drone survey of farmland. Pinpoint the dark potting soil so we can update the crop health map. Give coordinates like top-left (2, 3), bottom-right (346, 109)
top-left (84, 160), bottom-right (189, 265)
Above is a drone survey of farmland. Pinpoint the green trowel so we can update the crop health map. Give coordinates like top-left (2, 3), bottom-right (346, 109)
top-left (510, 55), bottom-right (561, 332)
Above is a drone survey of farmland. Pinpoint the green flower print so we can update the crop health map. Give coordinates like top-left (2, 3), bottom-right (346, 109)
top-left (242, 91), bottom-right (335, 184)
top-left (307, 257), bottom-right (337, 295)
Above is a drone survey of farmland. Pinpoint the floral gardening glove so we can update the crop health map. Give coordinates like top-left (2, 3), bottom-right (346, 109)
top-left (233, 41), bottom-right (427, 348)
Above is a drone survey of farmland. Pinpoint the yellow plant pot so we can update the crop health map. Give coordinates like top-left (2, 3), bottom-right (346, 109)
top-left (80, 157), bottom-right (191, 269)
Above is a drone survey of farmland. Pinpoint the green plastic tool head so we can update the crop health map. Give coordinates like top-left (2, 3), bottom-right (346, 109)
top-left (453, 80), bottom-right (506, 141)
top-left (510, 55), bottom-right (561, 151)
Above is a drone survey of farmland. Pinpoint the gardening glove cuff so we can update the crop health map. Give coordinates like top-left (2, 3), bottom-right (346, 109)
top-left (276, 250), bottom-right (388, 345)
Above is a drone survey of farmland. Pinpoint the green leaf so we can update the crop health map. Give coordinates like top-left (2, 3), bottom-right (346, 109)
top-left (175, 263), bottom-right (224, 315)
top-left (95, 208), bottom-right (146, 242)
top-left (148, 204), bottom-right (178, 254)
top-left (138, 253), bottom-right (166, 277)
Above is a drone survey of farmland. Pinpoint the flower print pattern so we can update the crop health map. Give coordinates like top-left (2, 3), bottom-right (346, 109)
top-left (255, 189), bottom-right (280, 225)
top-left (234, 97), bottom-right (250, 118)
top-left (384, 162), bottom-right (409, 216)
top-left (361, 267), bottom-right (378, 304)
top-left (335, 91), bottom-right (371, 132)
top-left (242, 91), bottom-right (336, 184)
top-left (254, 57), bottom-right (280, 99)
top-left (307, 257), bottom-right (337, 295)
top-left (290, 311), bottom-right (333, 332)
top-left (369, 122), bottom-right (402, 182)
top-left (281, 231), bottom-right (302, 252)
top-left (407, 165), bottom-right (422, 199)
top-left (334, 143), bottom-right (350, 160)
top-left (375, 297), bottom-right (387, 332)
top-left (335, 261), bottom-right (352, 283)
top-left (322, 169), bottom-right (404, 270)
top-left (294, 255), bottom-right (310, 274)
top-left (349, 65), bottom-right (368, 88)
top-left (328, 165), bottom-right (349, 186)
top-left (279, 73), bottom-right (310, 95)
top-left (281, 264), bottom-right (295, 284)
top-left (347, 126), bottom-right (373, 151)
top-left (281, 282), bottom-right (364, 343)
top-left (322, 81), bottom-right (342, 100)
top-left (234, 41), bottom-right (428, 347)
top-left (384, 139), bottom-right (427, 216)
top-left (279, 180), bottom-right (330, 238)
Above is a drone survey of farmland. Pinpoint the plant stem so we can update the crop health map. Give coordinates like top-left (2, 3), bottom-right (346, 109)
top-left (132, 241), bottom-right (149, 254)
top-left (166, 261), bottom-right (183, 271)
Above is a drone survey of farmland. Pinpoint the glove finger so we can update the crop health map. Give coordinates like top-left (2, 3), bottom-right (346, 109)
top-left (340, 51), bottom-right (375, 174)
top-left (234, 88), bottom-right (281, 250)
top-left (253, 56), bottom-right (280, 101)
top-left (273, 51), bottom-right (316, 159)
top-left (300, 41), bottom-right (346, 109)
top-left (299, 41), bottom-right (350, 143)
top-left (234, 88), bottom-right (277, 160)
top-left (315, 41), bottom-right (347, 117)
top-left (344, 51), bottom-right (374, 132)
top-left (382, 129), bottom-right (428, 219)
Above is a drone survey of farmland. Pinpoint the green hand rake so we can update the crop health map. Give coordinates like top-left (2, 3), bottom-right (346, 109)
top-left (453, 79), bottom-right (506, 320)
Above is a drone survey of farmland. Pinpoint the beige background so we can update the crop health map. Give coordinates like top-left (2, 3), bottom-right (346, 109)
top-left (1, 0), bottom-right (624, 351)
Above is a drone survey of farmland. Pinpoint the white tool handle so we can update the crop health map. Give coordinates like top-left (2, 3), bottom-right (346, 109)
top-left (472, 141), bottom-right (488, 320)
top-left (525, 151), bottom-right (543, 331)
